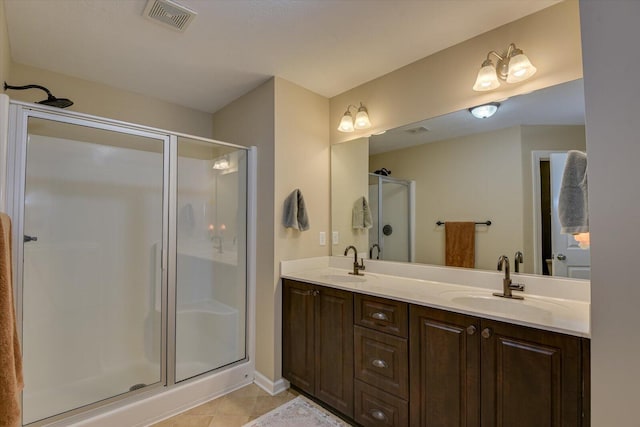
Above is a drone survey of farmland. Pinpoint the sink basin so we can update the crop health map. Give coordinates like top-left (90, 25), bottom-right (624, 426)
top-left (319, 274), bottom-right (367, 283)
top-left (440, 291), bottom-right (569, 318)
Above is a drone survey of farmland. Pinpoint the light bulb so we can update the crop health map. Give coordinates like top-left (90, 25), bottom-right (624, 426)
top-left (354, 104), bottom-right (371, 129)
top-left (473, 60), bottom-right (500, 91)
top-left (506, 52), bottom-right (537, 83)
top-left (337, 110), bottom-right (354, 132)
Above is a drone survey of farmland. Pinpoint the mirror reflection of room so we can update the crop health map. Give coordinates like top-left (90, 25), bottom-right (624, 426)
top-left (331, 79), bottom-right (590, 278)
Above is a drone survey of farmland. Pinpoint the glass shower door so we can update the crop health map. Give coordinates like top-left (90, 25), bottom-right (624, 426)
top-left (175, 137), bottom-right (247, 382)
top-left (21, 115), bottom-right (167, 424)
top-left (369, 174), bottom-right (413, 262)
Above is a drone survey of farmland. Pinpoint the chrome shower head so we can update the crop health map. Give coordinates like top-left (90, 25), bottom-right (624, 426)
top-left (3, 82), bottom-right (74, 109)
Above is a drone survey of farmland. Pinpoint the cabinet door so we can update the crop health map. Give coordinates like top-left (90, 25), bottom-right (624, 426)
top-left (480, 319), bottom-right (582, 427)
top-left (282, 279), bottom-right (315, 395)
top-left (410, 306), bottom-right (480, 427)
top-left (315, 286), bottom-right (354, 417)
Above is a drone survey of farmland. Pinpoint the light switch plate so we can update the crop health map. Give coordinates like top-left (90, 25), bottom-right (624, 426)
top-left (319, 232), bottom-right (326, 246)
top-left (332, 231), bottom-right (339, 245)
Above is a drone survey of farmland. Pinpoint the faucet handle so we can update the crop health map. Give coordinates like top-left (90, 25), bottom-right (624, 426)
top-left (509, 282), bottom-right (525, 292)
top-left (358, 258), bottom-right (366, 270)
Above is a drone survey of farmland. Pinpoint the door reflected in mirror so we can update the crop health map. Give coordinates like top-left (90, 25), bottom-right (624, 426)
top-left (331, 79), bottom-right (590, 279)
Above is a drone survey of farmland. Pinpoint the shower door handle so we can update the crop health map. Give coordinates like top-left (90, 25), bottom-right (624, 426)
top-left (24, 235), bottom-right (38, 243)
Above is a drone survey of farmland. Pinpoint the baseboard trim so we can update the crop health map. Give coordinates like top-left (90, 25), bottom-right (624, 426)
top-left (254, 371), bottom-right (290, 396)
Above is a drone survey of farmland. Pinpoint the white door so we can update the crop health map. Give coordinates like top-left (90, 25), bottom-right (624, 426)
top-left (550, 153), bottom-right (590, 279)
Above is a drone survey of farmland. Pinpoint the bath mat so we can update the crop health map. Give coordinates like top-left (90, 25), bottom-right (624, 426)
top-left (242, 396), bottom-right (351, 427)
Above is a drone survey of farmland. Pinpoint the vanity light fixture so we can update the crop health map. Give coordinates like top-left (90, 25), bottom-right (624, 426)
top-left (469, 102), bottom-right (500, 119)
top-left (337, 102), bottom-right (372, 132)
top-left (472, 43), bottom-right (537, 91)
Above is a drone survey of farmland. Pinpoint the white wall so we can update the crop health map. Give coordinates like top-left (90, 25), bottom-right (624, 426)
top-left (580, 2), bottom-right (640, 425)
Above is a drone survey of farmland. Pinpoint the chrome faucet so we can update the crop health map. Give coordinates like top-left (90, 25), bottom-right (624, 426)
top-left (494, 255), bottom-right (523, 299)
top-left (514, 251), bottom-right (524, 273)
top-left (344, 245), bottom-right (365, 276)
top-left (370, 243), bottom-right (381, 260)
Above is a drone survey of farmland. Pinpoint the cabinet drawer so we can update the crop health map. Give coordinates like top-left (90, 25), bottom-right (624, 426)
top-left (354, 326), bottom-right (408, 399)
top-left (355, 380), bottom-right (408, 427)
top-left (355, 294), bottom-right (408, 337)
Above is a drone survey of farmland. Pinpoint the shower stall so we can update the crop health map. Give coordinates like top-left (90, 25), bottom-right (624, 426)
top-left (3, 100), bottom-right (255, 426)
top-left (368, 173), bottom-right (415, 263)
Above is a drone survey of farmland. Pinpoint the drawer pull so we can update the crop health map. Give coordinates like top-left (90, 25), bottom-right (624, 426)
top-left (371, 358), bottom-right (388, 369)
top-left (371, 312), bottom-right (389, 321)
top-left (370, 409), bottom-right (387, 421)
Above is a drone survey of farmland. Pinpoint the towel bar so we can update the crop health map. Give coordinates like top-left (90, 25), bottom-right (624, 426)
top-left (436, 220), bottom-right (491, 226)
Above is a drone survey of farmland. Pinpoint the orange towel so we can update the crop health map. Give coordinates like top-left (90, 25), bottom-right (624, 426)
top-left (0, 213), bottom-right (23, 427)
top-left (445, 222), bottom-right (476, 268)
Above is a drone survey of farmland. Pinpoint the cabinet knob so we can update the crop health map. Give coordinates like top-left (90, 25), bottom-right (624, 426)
top-left (371, 359), bottom-right (388, 369)
top-left (467, 325), bottom-right (477, 335)
top-left (370, 409), bottom-right (387, 421)
top-left (481, 328), bottom-right (492, 339)
top-left (370, 312), bottom-right (388, 321)
top-left (312, 290), bottom-right (320, 296)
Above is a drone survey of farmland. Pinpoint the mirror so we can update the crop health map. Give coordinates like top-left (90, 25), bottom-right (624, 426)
top-left (331, 79), bottom-right (590, 278)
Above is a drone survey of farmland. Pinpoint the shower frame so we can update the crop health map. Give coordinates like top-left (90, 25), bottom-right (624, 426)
top-left (368, 173), bottom-right (416, 263)
top-left (3, 100), bottom-right (257, 427)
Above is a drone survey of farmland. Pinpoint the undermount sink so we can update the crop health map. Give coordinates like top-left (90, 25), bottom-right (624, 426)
top-left (440, 291), bottom-right (570, 318)
top-left (319, 274), bottom-right (367, 283)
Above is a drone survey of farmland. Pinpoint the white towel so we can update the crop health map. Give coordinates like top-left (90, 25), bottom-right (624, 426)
top-left (282, 189), bottom-right (310, 231)
top-left (558, 150), bottom-right (588, 234)
top-left (352, 196), bottom-right (373, 229)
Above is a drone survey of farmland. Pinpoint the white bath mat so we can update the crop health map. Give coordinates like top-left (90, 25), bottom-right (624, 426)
top-left (242, 396), bottom-right (351, 427)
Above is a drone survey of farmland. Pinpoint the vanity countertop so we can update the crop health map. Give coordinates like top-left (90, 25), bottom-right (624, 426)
top-left (281, 257), bottom-right (590, 338)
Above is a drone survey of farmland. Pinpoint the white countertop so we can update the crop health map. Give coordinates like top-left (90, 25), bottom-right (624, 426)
top-left (281, 257), bottom-right (590, 338)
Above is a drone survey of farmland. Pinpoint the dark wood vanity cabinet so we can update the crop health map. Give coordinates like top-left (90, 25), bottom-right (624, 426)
top-left (410, 306), bottom-right (481, 426)
top-left (410, 305), bottom-right (588, 427)
top-left (282, 279), bottom-right (354, 417)
top-left (282, 279), bottom-right (589, 426)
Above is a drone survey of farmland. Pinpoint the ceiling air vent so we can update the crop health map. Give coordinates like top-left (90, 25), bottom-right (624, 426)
top-left (143, 0), bottom-right (197, 32)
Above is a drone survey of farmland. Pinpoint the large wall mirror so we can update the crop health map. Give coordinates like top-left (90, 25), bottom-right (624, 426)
top-left (331, 78), bottom-right (590, 279)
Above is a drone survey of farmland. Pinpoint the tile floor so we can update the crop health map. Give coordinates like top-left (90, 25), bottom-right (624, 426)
top-left (150, 384), bottom-right (298, 427)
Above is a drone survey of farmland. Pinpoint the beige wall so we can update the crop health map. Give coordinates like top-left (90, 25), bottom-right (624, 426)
top-left (520, 125), bottom-right (586, 273)
top-left (0, 0), bottom-right (10, 84)
top-left (273, 77), bottom-right (330, 379)
top-left (212, 78), bottom-right (276, 378)
top-left (330, 0), bottom-right (582, 144)
top-left (370, 126), bottom-right (524, 271)
top-left (580, 2), bottom-right (640, 425)
top-left (212, 77), bottom-right (330, 382)
top-left (331, 138), bottom-right (369, 255)
top-left (8, 62), bottom-right (213, 138)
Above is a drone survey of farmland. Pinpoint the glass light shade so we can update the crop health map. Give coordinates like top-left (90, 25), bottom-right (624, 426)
top-left (337, 111), bottom-right (354, 132)
top-left (473, 63), bottom-right (500, 91)
top-left (354, 108), bottom-right (371, 130)
top-left (469, 103), bottom-right (499, 119)
top-left (506, 53), bottom-right (537, 83)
